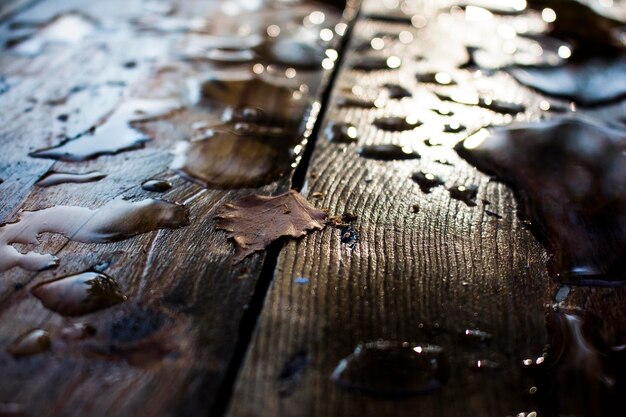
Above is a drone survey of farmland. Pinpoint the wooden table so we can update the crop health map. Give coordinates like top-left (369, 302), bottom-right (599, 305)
top-left (1, 0), bottom-right (625, 416)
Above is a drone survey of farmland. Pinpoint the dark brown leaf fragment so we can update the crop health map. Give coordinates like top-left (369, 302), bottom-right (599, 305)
top-left (216, 190), bottom-right (327, 263)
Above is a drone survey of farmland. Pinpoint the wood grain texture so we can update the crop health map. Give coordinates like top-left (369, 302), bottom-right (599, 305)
top-left (226, 2), bottom-right (626, 416)
top-left (0, 0), bottom-right (352, 416)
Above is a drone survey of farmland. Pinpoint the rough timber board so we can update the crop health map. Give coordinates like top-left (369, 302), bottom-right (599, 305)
top-left (226, 2), bottom-right (626, 416)
top-left (0, 0), bottom-right (352, 416)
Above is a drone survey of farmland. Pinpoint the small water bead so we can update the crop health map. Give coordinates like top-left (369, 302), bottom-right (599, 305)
top-left (141, 179), bottom-right (172, 192)
top-left (332, 341), bottom-right (446, 396)
top-left (470, 359), bottom-right (500, 370)
top-left (370, 37), bottom-right (385, 50)
top-left (224, 106), bottom-right (264, 124)
top-left (61, 322), bottom-right (97, 340)
top-left (36, 171), bottom-right (106, 187)
top-left (431, 107), bottom-right (454, 116)
top-left (205, 48), bottom-right (255, 64)
top-left (335, 94), bottom-right (379, 108)
top-left (383, 83), bottom-right (411, 99)
top-left (449, 185), bottom-right (479, 206)
top-left (416, 72), bottom-right (456, 85)
top-left (412, 171), bottom-right (444, 193)
top-left (463, 328), bottom-right (493, 344)
top-left (357, 145), bottom-right (420, 160)
top-left (479, 97), bottom-right (526, 115)
top-left (424, 138), bottom-right (441, 147)
top-left (257, 37), bottom-right (328, 69)
top-left (6, 329), bottom-right (51, 357)
top-left (352, 55), bottom-right (401, 71)
top-left (325, 121), bottom-right (358, 143)
top-left (373, 116), bottom-right (421, 131)
top-left (443, 122), bottom-right (466, 133)
top-left (31, 271), bottom-right (126, 316)
top-left (436, 91), bottom-right (525, 115)
top-left (435, 158), bottom-right (454, 166)
top-left (554, 285), bottom-right (571, 303)
top-left (340, 225), bottom-right (358, 248)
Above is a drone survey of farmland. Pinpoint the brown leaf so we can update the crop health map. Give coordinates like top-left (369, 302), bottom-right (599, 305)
top-left (216, 190), bottom-right (327, 263)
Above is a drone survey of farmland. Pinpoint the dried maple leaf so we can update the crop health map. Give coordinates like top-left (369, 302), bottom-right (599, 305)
top-left (216, 190), bottom-right (327, 263)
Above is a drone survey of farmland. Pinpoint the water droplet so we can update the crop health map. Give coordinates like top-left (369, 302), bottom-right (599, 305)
top-left (30, 99), bottom-right (180, 161)
top-left (352, 56), bottom-right (401, 71)
top-left (325, 121), bottom-right (358, 143)
top-left (479, 97), bottom-right (526, 115)
top-left (257, 37), bottom-right (327, 69)
top-left (443, 122), bottom-right (466, 133)
top-left (32, 271), bottom-right (125, 316)
top-left (294, 277), bottom-right (310, 284)
top-left (204, 48), bottom-right (255, 64)
top-left (6, 329), bottom-right (51, 357)
top-left (554, 285), bottom-right (571, 302)
top-left (340, 225), bottom-right (358, 248)
top-left (456, 117), bottom-right (626, 284)
top-left (435, 158), bottom-right (454, 166)
top-left (431, 107), bottom-right (454, 116)
top-left (332, 341), bottom-right (446, 396)
top-left (436, 91), bottom-right (525, 114)
top-left (462, 328), bottom-right (493, 344)
top-left (0, 199), bottom-right (189, 272)
top-left (172, 125), bottom-right (296, 188)
top-left (36, 171), bottom-right (106, 187)
top-left (199, 72), bottom-right (306, 126)
top-left (357, 145), bottom-right (420, 160)
top-left (469, 359), bottom-right (500, 370)
top-left (61, 322), bottom-right (97, 340)
top-left (364, 10), bottom-right (413, 24)
top-left (383, 83), bottom-right (411, 99)
top-left (335, 94), bottom-right (379, 108)
top-left (423, 138), bottom-right (441, 147)
top-left (449, 184), bottom-right (478, 206)
top-left (412, 171), bottom-right (444, 193)
top-left (508, 58), bottom-right (626, 106)
top-left (416, 71), bottom-right (455, 85)
top-left (141, 179), bottom-right (172, 192)
top-left (373, 116), bottom-right (421, 131)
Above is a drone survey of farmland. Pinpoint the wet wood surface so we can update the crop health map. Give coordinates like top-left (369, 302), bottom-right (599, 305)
top-left (0, 0), bottom-right (352, 416)
top-left (2, 0), bottom-right (626, 416)
top-left (227, 1), bottom-right (626, 417)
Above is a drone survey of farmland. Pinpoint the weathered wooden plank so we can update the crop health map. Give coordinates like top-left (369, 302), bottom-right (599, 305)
top-left (0, 0), bottom-right (354, 416)
top-left (227, 1), bottom-right (626, 416)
